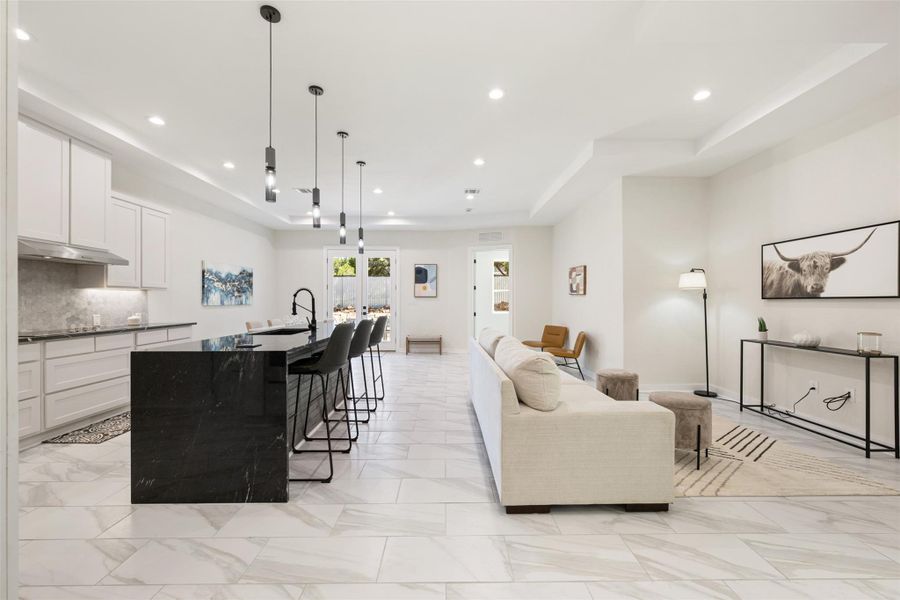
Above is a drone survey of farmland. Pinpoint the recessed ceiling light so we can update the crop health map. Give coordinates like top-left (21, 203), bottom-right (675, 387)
top-left (387, 211), bottom-right (395, 216)
top-left (373, 187), bottom-right (383, 194)
top-left (693, 89), bottom-right (711, 102)
top-left (473, 157), bottom-right (485, 167)
top-left (488, 88), bottom-right (504, 100)
top-left (466, 194), bottom-right (475, 200)
top-left (15, 28), bottom-right (30, 41)
top-left (222, 161), bottom-right (235, 170)
top-left (147, 115), bottom-right (166, 126)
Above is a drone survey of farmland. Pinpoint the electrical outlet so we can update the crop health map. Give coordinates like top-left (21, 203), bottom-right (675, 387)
top-left (847, 387), bottom-right (856, 402)
top-left (808, 380), bottom-right (818, 391)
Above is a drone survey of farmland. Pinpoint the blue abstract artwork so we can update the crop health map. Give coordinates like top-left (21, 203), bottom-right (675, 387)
top-left (202, 261), bottom-right (253, 306)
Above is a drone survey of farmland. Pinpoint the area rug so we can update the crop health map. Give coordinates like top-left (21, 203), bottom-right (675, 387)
top-left (44, 412), bottom-right (130, 444)
top-left (675, 416), bottom-right (898, 497)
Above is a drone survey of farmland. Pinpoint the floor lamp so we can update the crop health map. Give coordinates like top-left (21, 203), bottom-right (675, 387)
top-left (679, 268), bottom-right (717, 398)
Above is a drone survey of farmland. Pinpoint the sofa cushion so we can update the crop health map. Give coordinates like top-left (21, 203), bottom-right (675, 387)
top-left (493, 337), bottom-right (560, 411)
top-left (478, 328), bottom-right (506, 358)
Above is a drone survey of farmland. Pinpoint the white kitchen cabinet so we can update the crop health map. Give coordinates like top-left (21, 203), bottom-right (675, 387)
top-left (140, 207), bottom-right (169, 288)
top-left (106, 197), bottom-right (142, 287)
top-left (18, 361), bottom-right (42, 401)
top-left (44, 348), bottom-right (130, 394)
top-left (69, 140), bottom-right (111, 250)
top-left (44, 377), bottom-right (130, 430)
top-left (17, 119), bottom-right (70, 243)
top-left (19, 398), bottom-right (43, 438)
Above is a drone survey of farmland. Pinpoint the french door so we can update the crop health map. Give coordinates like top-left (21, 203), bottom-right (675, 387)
top-left (324, 248), bottom-right (398, 351)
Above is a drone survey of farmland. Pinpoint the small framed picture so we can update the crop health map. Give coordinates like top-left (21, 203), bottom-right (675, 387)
top-left (414, 263), bottom-right (438, 298)
top-left (569, 265), bottom-right (586, 295)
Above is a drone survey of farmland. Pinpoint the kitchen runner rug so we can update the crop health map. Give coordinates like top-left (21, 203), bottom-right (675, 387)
top-left (676, 416), bottom-right (898, 497)
top-left (44, 411), bottom-right (130, 444)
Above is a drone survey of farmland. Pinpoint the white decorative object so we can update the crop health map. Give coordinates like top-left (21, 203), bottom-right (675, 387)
top-left (792, 331), bottom-right (821, 347)
top-left (127, 313), bottom-right (142, 326)
top-left (758, 331), bottom-right (768, 341)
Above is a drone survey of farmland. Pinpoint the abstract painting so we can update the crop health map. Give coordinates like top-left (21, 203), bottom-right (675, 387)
top-left (201, 261), bottom-right (253, 306)
top-left (569, 265), bottom-right (586, 295)
top-left (414, 263), bottom-right (437, 298)
top-left (761, 221), bottom-right (899, 299)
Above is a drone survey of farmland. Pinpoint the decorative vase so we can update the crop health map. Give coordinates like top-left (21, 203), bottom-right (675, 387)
top-left (758, 331), bottom-right (768, 341)
top-left (792, 331), bottom-right (821, 347)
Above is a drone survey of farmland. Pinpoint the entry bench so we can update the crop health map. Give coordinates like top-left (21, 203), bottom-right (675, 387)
top-left (406, 335), bottom-right (442, 355)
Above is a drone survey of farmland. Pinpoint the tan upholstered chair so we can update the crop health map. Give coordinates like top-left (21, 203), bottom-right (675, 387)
top-left (268, 318), bottom-right (285, 327)
top-left (546, 331), bottom-right (587, 380)
top-left (523, 325), bottom-right (568, 350)
top-left (245, 320), bottom-right (266, 332)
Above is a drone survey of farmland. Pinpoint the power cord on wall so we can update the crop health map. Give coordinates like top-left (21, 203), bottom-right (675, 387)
top-left (764, 386), bottom-right (851, 417)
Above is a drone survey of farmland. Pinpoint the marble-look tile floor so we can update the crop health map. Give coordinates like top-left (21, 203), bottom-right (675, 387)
top-left (16, 352), bottom-right (900, 599)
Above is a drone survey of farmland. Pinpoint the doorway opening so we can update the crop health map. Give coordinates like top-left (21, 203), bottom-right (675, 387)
top-left (324, 247), bottom-right (398, 351)
top-left (472, 247), bottom-right (512, 338)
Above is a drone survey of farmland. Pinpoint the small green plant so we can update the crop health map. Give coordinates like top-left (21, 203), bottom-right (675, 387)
top-left (757, 317), bottom-right (768, 332)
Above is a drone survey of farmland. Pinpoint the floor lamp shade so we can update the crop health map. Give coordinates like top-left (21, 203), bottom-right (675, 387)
top-left (679, 270), bottom-right (708, 290)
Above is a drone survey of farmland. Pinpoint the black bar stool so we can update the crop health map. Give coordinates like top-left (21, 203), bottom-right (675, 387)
top-left (367, 316), bottom-right (388, 409)
top-left (289, 322), bottom-right (355, 483)
top-left (340, 319), bottom-right (375, 426)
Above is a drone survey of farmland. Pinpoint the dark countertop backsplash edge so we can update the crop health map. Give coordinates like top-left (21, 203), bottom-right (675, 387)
top-left (19, 322), bottom-right (198, 343)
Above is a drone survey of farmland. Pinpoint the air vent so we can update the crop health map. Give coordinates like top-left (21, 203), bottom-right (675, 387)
top-left (293, 187), bottom-right (313, 194)
top-left (464, 188), bottom-right (480, 195)
top-left (478, 231), bottom-right (503, 242)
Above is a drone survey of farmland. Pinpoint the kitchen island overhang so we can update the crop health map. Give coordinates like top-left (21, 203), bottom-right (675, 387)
top-left (130, 324), bottom-right (332, 503)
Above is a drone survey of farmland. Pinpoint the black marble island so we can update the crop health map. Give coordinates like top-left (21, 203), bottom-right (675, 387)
top-left (130, 323), bottom-right (333, 503)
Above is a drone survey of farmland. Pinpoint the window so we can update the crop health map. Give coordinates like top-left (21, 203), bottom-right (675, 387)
top-left (492, 260), bottom-right (509, 313)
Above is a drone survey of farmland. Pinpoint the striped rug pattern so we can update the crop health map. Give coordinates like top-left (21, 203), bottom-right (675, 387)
top-left (675, 417), bottom-right (898, 497)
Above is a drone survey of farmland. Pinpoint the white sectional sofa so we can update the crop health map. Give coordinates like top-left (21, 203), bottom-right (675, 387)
top-left (469, 335), bottom-right (675, 513)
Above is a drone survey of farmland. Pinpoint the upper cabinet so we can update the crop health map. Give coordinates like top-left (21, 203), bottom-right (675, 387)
top-left (140, 207), bottom-right (169, 289)
top-left (103, 195), bottom-right (169, 289)
top-left (17, 118), bottom-right (110, 250)
top-left (69, 140), bottom-right (111, 250)
top-left (106, 197), bottom-right (142, 287)
top-left (18, 119), bottom-right (70, 243)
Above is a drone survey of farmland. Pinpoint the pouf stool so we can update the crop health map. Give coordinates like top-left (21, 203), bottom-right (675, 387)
top-left (596, 369), bottom-right (639, 401)
top-left (648, 391), bottom-right (711, 469)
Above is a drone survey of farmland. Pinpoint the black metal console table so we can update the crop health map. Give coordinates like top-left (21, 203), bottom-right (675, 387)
top-left (739, 339), bottom-right (898, 459)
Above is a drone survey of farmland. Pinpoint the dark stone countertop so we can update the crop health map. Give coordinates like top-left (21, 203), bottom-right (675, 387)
top-left (18, 322), bottom-right (197, 344)
top-left (137, 322), bottom-right (334, 360)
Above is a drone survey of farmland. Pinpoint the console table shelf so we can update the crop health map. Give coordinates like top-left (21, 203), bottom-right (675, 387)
top-left (739, 338), bottom-right (898, 459)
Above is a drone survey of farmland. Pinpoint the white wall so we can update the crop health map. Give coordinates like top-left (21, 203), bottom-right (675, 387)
top-left (708, 99), bottom-right (900, 444)
top-left (274, 227), bottom-right (552, 352)
top-left (623, 177), bottom-right (710, 389)
top-left (474, 248), bottom-right (510, 335)
top-left (551, 180), bottom-right (624, 374)
top-left (113, 167), bottom-right (279, 341)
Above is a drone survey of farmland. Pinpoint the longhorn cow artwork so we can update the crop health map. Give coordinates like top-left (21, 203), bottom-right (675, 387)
top-left (761, 221), bottom-right (900, 299)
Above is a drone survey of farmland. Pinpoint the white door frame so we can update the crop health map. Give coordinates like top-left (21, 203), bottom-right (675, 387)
top-left (1, 2), bottom-right (19, 596)
top-left (323, 246), bottom-right (400, 351)
top-left (468, 244), bottom-right (514, 339)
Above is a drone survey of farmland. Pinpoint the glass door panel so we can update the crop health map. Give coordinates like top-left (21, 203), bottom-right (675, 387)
top-left (366, 254), bottom-right (394, 350)
top-left (328, 253), bottom-right (358, 326)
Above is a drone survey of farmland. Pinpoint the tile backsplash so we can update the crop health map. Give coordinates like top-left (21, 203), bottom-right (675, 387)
top-left (18, 260), bottom-right (148, 331)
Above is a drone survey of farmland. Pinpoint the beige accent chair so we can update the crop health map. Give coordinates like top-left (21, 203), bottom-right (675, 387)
top-left (523, 325), bottom-right (568, 350)
top-left (546, 331), bottom-right (587, 380)
top-left (245, 320), bottom-right (266, 332)
top-left (268, 318), bottom-right (285, 327)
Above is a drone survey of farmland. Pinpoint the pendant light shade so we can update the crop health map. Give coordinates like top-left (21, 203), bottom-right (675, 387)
top-left (260, 6), bottom-right (280, 203)
top-left (337, 131), bottom-right (348, 244)
top-left (309, 85), bottom-right (324, 228)
top-left (356, 160), bottom-right (366, 255)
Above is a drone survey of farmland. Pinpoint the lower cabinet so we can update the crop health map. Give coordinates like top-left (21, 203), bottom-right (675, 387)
top-left (44, 349), bottom-right (130, 394)
top-left (19, 397), bottom-right (42, 438)
top-left (44, 377), bottom-right (130, 430)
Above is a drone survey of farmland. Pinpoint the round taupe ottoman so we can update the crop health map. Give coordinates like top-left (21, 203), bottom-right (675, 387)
top-left (596, 369), bottom-right (639, 401)
top-left (648, 391), bottom-right (712, 469)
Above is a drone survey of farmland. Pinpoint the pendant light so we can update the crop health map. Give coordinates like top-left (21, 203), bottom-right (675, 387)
top-left (356, 160), bottom-right (366, 254)
top-left (337, 131), bottom-right (349, 244)
top-left (260, 5), bottom-right (281, 203)
top-left (309, 85), bottom-right (324, 227)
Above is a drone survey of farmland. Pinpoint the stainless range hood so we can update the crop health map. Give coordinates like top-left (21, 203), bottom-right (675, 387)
top-left (18, 239), bottom-right (129, 266)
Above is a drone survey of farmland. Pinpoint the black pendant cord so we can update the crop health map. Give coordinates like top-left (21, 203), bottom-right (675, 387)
top-left (359, 163), bottom-right (363, 226)
top-left (314, 93), bottom-right (318, 188)
top-left (268, 20), bottom-right (272, 147)
top-left (340, 135), bottom-right (345, 212)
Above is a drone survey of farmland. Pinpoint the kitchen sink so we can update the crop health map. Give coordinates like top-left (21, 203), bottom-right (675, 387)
top-left (251, 327), bottom-right (311, 336)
